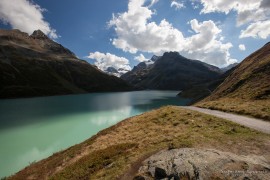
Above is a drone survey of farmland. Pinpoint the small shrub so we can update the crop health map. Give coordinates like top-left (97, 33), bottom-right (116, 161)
top-left (177, 140), bottom-right (193, 148)
top-left (173, 122), bottom-right (179, 126)
top-left (184, 121), bottom-right (189, 125)
top-left (168, 143), bottom-right (175, 150)
top-left (161, 112), bottom-right (168, 118)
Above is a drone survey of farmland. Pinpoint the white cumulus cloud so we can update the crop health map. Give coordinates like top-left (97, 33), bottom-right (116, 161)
top-left (109, 0), bottom-right (235, 66)
top-left (239, 44), bottom-right (246, 51)
top-left (185, 19), bottom-right (221, 51)
top-left (200, 0), bottom-right (261, 14)
top-left (87, 52), bottom-right (131, 71)
top-left (171, 0), bottom-right (185, 10)
top-left (0, 0), bottom-right (58, 38)
top-left (148, 0), bottom-right (159, 7)
top-left (108, 0), bottom-right (185, 55)
top-left (240, 20), bottom-right (270, 39)
top-left (237, 9), bottom-right (266, 26)
top-left (199, 0), bottom-right (270, 39)
top-left (183, 19), bottom-right (236, 66)
top-left (135, 54), bottom-right (148, 62)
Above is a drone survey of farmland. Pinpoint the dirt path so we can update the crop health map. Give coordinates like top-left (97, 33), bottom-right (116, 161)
top-left (181, 106), bottom-right (270, 134)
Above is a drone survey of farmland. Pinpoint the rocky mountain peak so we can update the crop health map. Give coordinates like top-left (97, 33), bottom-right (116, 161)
top-left (0, 29), bottom-right (77, 60)
top-left (0, 29), bottom-right (29, 40)
top-left (121, 51), bottom-right (222, 90)
top-left (30, 30), bottom-right (49, 40)
top-left (163, 51), bottom-right (180, 57)
top-left (106, 67), bottom-right (118, 73)
top-left (30, 30), bottom-right (76, 57)
top-left (104, 66), bottom-right (129, 77)
top-left (134, 62), bottom-right (147, 70)
top-left (161, 52), bottom-right (188, 61)
top-left (151, 55), bottom-right (161, 62)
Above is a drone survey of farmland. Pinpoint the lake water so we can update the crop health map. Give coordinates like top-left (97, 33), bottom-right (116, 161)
top-left (0, 91), bottom-right (190, 177)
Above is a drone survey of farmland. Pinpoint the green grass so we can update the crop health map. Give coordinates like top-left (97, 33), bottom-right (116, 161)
top-left (197, 98), bottom-right (270, 121)
top-left (51, 143), bottom-right (137, 180)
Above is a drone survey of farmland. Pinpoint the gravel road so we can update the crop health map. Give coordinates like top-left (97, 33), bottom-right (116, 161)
top-left (181, 106), bottom-right (270, 134)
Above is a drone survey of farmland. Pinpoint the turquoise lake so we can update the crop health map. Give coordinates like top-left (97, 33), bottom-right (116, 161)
top-left (0, 91), bottom-right (190, 177)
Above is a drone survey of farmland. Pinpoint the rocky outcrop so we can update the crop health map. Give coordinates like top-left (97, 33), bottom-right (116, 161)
top-left (135, 148), bottom-right (270, 179)
top-left (30, 29), bottom-right (50, 40)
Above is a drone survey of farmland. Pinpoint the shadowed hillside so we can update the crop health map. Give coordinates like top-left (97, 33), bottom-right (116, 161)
top-left (197, 42), bottom-right (270, 120)
top-left (0, 29), bottom-right (131, 98)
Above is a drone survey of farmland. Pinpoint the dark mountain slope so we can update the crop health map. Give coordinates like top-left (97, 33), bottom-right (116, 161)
top-left (121, 52), bottom-right (222, 90)
top-left (178, 65), bottom-right (238, 104)
top-left (202, 43), bottom-right (270, 100)
top-left (121, 56), bottom-right (158, 88)
top-left (0, 29), bottom-right (131, 98)
top-left (197, 42), bottom-right (270, 120)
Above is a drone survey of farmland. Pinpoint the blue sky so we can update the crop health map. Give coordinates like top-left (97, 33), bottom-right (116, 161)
top-left (0, 0), bottom-right (269, 71)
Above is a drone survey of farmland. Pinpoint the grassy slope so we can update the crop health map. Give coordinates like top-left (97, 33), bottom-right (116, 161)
top-left (196, 43), bottom-right (270, 120)
top-left (9, 106), bottom-right (270, 180)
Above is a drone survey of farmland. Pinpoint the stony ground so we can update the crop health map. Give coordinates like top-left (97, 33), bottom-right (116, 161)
top-left (136, 148), bottom-right (270, 179)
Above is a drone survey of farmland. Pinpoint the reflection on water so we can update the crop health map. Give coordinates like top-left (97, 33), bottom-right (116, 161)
top-left (0, 91), bottom-right (190, 177)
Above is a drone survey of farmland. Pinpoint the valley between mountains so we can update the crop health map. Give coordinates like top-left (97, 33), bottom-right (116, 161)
top-left (1, 29), bottom-right (269, 179)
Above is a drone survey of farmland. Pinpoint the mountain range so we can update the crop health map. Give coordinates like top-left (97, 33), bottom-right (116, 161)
top-left (0, 29), bottom-right (131, 98)
top-left (104, 66), bottom-right (129, 77)
top-left (3, 28), bottom-right (270, 179)
top-left (121, 52), bottom-right (222, 90)
top-left (1, 29), bottom-right (235, 99)
top-left (1, 28), bottom-right (268, 117)
top-left (221, 62), bottom-right (238, 72)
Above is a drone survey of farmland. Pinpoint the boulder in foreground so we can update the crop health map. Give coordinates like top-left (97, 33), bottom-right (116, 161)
top-left (136, 148), bottom-right (270, 179)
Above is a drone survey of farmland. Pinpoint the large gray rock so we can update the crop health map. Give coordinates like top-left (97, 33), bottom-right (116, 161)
top-left (136, 148), bottom-right (270, 180)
